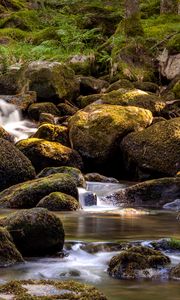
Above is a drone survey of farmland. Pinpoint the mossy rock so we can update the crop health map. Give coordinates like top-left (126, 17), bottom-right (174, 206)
top-left (16, 138), bottom-right (83, 172)
top-left (172, 80), bottom-right (180, 98)
top-left (85, 173), bottom-right (119, 183)
top-left (57, 102), bottom-right (78, 116)
top-left (167, 33), bottom-right (180, 54)
top-left (104, 177), bottom-right (180, 208)
top-left (79, 76), bottom-right (109, 96)
top-left (151, 238), bottom-right (180, 251)
top-left (108, 246), bottom-right (170, 279)
top-left (0, 126), bottom-right (14, 142)
top-left (0, 138), bottom-right (36, 192)
top-left (0, 92), bottom-right (37, 111)
top-left (0, 226), bottom-right (23, 267)
top-left (33, 124), bottom-right (70, 146)
top-left (0, 279), bottom-right (107, 299)
top-left (0, 208), bottom-right (64, 256)
top-left (0, 68), bottom-right (26, 95)
top-left (0, 173), bottom-right (78, 209)
top-left (28, 102), bottom-right (60, 121)
top-left (120, 117), bottom-right (180, 178)
top-left (37, 166), bottom-right (86, 188)
top-left (170, 264), bottom-right (180, 280)
top-left (39, 113), bottom-right (55, 124)
top-left (25, 61), bottom-right (80, 101)
top-left (37, 192), bottom-right (79, 211)
top-left (76, 88), bottom-right (166, 115)
top-left (134, 82), bottom-right (159, 93)
top-left (68, 54), bottom-right (95, 76)
top-left (69, 104), bottom-right (152, 173)
top-left (105, 79), bottom-right (134, 93)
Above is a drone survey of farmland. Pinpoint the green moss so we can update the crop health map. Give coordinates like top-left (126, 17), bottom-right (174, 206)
top-left (33, 124), bottom-right (70, 146)
top-left (172, 81), bottom-right (180, 98)
top-left (167, 239), bottom-right (180, 250)
top-left (124, 13), bottom-right (144, 37)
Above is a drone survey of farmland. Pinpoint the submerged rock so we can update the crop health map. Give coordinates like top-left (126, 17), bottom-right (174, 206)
top-left (108, 246), bottom-right (170, 280)
top-left (0, 138), bottom-right (36, 192)
top-left (0, 208), bottom-right (64, 256)
top-left (16, 138), bottom-right (83, 172)
top-left (104, 177), bottom-right (180, 208)
top-left (0, 173), bottom-right (78, 209)
top-left (37, 192), bottom-right (80, 211)
top-left (0, 280), bottom-right (107, 299)
top-left (0, 226), bottom-right (23, 267)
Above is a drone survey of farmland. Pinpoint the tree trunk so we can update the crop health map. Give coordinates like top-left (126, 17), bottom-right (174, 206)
top-left (124, 0), bottom-right (143, 37)
top-left (160, 0), bottom-right (178, 14)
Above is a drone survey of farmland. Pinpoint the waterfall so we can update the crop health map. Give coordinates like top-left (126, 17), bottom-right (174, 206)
top-left (0, 99), bottom-right (36, 141)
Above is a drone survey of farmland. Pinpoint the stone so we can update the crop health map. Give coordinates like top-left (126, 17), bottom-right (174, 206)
top-left (37, 192), bottom-right (79, 211)
top-left (28, 102), bottom-right (60, 121)
top-left (0, 92), bottom-right (36, 110)
top-left (79, 76), bottom-right (109, 95)
top-left (33, 124), bottom-right (70, 146)
top-left (158, 49), bottom-right (180, 80)
top-left (85, 173), bottom-right (119, 183)
top-left (0, 208), bottom-right (64, 256)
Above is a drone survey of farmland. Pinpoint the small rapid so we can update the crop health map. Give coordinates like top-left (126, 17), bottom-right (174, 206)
top-left (0, 99), bottom-right (36, 141)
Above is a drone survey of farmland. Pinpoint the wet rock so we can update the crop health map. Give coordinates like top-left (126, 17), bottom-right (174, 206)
top-left (0, 280), bottom-right (107, 299)
top-left (104, 177), bottom-right (180, 208)
top-left (81, 242), bottom-right (123, 254)
top-left (163, 199), bottom-right (180, 210)
top-left (0, 138), bottom-right (36, 192)
top-left (151, 238), bottom-right (180, 251)
top-left (57, 102), bottom-right (78, 116)
top-left (28, 102), bottom-right (60, 121)
top-left (69, 104), bottom-right (152, 174)
top-left (37, 166), bottom-right (86, 188)
top-left (16, 138), bottom-right (83, 172)
top-left (33, 124), bottom-right (70, 146)
top-left (0, 226), bottom-right (23, 267)
top-left (25, 61), bottom-right (80, 101)
top-left (39, 112), bottom-right (55, 124)
top-left (121, 117), bottom-right (180, 179)
top-left (37, 191), bottom-right (79, 211)
top-left (0, 173), bottom-right (78, 209)
top-left (83, 191), bottom-right (97, 206)
top-left (0, 126), bottom-right (14, 142)
top-left (79, 76), bottom-right (109, 95)
top-left (0, 92), bottom-right (36, 110)
top-left (0, 208), bottom-right (64, 256)
top-left (85, 173), bottom-right (119, 183)
top-left (170, 264), bottom-right (180, 280)
top-left (108, 246), bottom-right (170, 280)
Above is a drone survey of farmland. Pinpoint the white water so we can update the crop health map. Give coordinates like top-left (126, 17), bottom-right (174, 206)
top-left (0, 99), bottom-right (36, 141)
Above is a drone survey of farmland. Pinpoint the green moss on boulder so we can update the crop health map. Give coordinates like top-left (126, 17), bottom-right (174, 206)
top-left (0, 208), bottom-right (64, 256)
top-left (33, 124), bottom-right (70, 146)
top-left (37, 192), bottom-right (79, 211)
top-left (28, 102), bottom-right (60, 121)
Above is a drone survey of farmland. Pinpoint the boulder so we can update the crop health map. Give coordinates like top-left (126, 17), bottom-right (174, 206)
top-left (85, 173), bottom-right (119, 183)
top-left (37, 192), bottom-right (79, 211)
top-left (0, 126), bottom-right (14, 142)
top-left (0, 138), bottom-right (35, 192)
top-left (79, 76), bottom-right (108, 95)
top-left (121, 117), bottom-right (180, 178)
top-left (104, 177), bottom-right (180, 208)
top-left (69, 104), bottom-right (152, 173)
top-left (37, 166), bottom-right (86, 188)
top-left (158, 49), bottom-right (180, 80)
top-left (28, 102), bottom-right (60, 121)
top-left (0, 226), bottom-right (23, 267)
top-left (0, 92), bottom-right (36, 110)
top-left (0, 68), bottom-right (25, 95)
top-left (105, 79), bottom-right (134, 93)
top-left (170, 264), bottom-right (180, 280)
top-left (57, 102), bottom-right (78, 116)
top-left (108, 246), bottom-right (170, 280)
top-left (16, 138), bottom-right (83, 172)
top-left (0, 173), bottom-right (78, 209)
top-left (25, 61), bottom-right (80, 101)
top-left (33, 124), bottom-right (70, 146)
top-left (0, 208), bottom-right (64, 256)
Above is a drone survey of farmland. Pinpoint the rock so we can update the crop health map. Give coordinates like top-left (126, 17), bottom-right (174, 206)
top-left (0, 227), bottom-right (23, 267)
top-left (170, 264), bottom-right (180, 280)
top-left (0, 68), bottom-right (25, 95)
top-left (39, 112), bottom-right (55, 124)
top-left (68, 54), bottom-right (95, 75)
top-left (134, 82), bottom-right (159, 93)
top-left (16, 138), bottom-right (83, 172)
top-left (69, 104), bottom-right (152, 173)
top-left (158, 49), bottom-right (180, 80)
top-left (0, 173), bottom-right (78, 209)
top-left (81, 242), bottom-right (123, 254)
top-left (0, 126), bottom-right (14, 142)
top-left (0, 280), bottom-right (107, 300)
top-left (163, 199), bottom-right (180, 210)
top-left (25, 61), bottom-right (80, 101)
top-left (151, 238), bottom-right (180, 251)
top-left (28, 102), bottom-right (60, 121)
top-left (37, 166), bottom-right (86, 188)
top-left (105, 79), bottom-right (134, 93)
top-left (33, 124), bottom-right (70, 146)
top-left (57, 102), bottom-right (78, 116)
top-left (0, 138), bottom-right (36, 192)
top-left (79, 76), bottom-right (109, 95)
top-left (85, 173), bottom-right (119, 183)
top-left (172, 79), bottom-right (180, 98)
top-left (0, 208), bottom-right (64, 256)
top-left (104, 177), bottom-right (180, 208)
top-left (76, 88), bottom-right (166, 115)
top-left (0, 92), bottom-right (36, 110)
top-left (121, 117), bottom-right (180, 178)
top-left (36, 192), bottom-right (79, 211)
top-left (108, 246), bottom-right (170, 280)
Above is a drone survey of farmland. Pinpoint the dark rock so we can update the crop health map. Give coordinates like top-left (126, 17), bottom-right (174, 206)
top-left (28, 102), bottom-right (60, 121)
top-left (37, 192), bottom-right (79, 211)
top-left (33, 124), bottom-right (70, 146)
top-left (85, 173), bottom-right (119, 183)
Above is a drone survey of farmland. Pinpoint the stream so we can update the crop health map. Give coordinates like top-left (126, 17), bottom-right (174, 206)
top-left (0, 101), bottom-right (180, 299)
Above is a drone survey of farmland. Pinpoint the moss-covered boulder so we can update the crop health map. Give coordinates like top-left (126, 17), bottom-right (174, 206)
top-left (170, 264), bottom-right (180, 280)
top-left (85, 173), bottom-right (119, 183)
top-left (57, 102), bottom-right (78, 116)
top-left (25, 61), bottom-right (80, 101)
top-left (79, 76), bottom-right (109, 95)
top-left (37, 192), bottom-right (79, 211)
top-left (108, 246), bottom-right (170, 279)
top-left (121, 117), bottom-right (180, 178)
top-left (0, 226), bottom-right (23, 267)
top-left (105, 79), bottom-right (134, 93)
top-left (134, 82), bottom-right (159, 93)
top-left (0, 68), bottom-right (25, 95)
top-left (37, 166), bottom-right (86, 188)
top-left (76, 88), bottom-right (165, 115)
top-left (0, 138), bottom-right (36, 192)
top-left (33, 124), bottom-right (70, 146)
top-left (69, 104), bottom-right (152, 173)
top-left (28, 102), bottom-right (60, 121)
top-left (104, 177), bottom-right (180, 208)
top-left (16, 138), bottom-right (83, 172)
top-left (0, 208), bottom-right (64, 256)
top-left (0, 280), bottom-right (107, 299)
top-left (0, 173), bottom-right (78, 209)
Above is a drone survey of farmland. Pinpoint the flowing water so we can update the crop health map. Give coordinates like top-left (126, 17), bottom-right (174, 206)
top-left (0, 102), bottom-right (180, 299)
